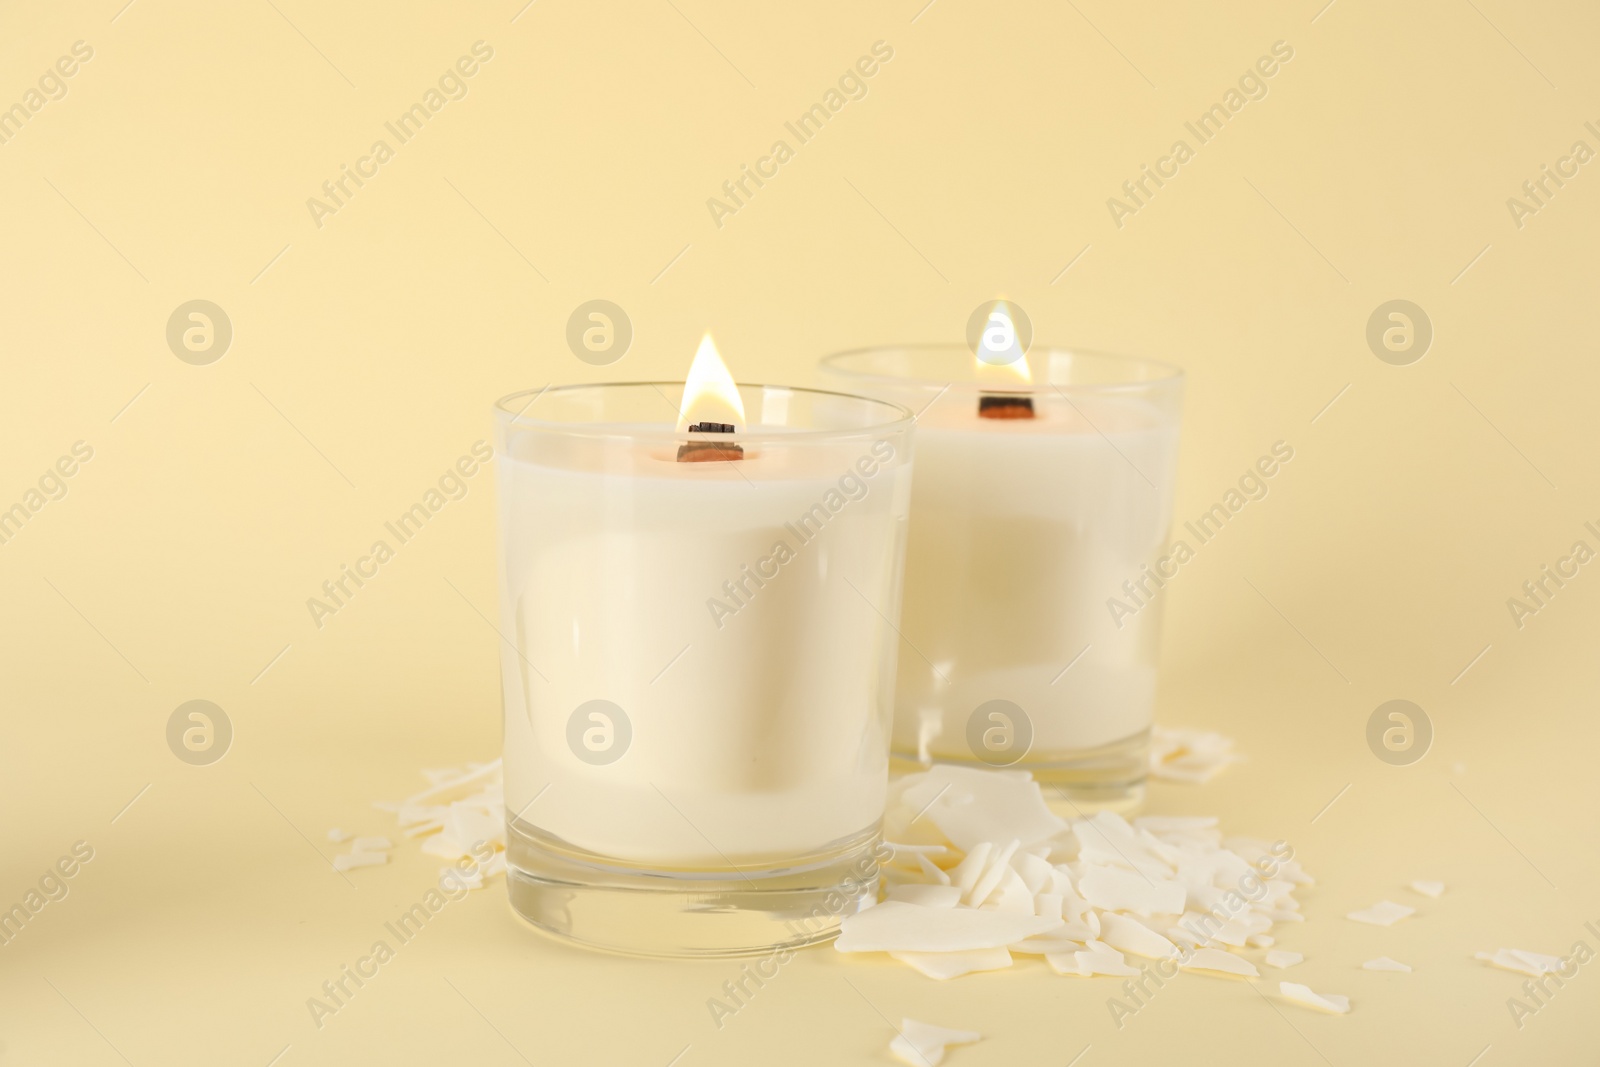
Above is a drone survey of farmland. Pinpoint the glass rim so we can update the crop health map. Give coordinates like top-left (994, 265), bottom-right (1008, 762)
top-left (494, 381), bottom-right (917, 444)
top-left (819, 343), bottom-right (1185, 394)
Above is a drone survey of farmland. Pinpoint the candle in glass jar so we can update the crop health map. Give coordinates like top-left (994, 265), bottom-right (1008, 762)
top-left (820, 343), bottom-right (1182, 802)
top-left (496, 337), bottom-right (915, 955)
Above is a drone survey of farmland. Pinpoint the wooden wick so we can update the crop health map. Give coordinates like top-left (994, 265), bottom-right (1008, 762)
top-left (677, 422), bottom-right (744, 462)
top-left (978, 395), bottom-right (1035, 419)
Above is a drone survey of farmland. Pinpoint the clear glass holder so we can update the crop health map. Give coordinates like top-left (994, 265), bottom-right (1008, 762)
top-left (821, 345), bottom-right (1184, 811)
top-left (493, 381), bottom-right (914, 957)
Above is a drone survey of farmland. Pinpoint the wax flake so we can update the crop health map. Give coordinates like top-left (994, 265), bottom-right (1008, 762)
top-left (1098, 912), bottom-right (1179, 959)
top-left (989, 869), bottom-right (1037, 914)
top-left (376, 760), bottom-right (512, 888)
top-left (889, 1019), bottom-right (982, 1067)
top-left (1347, 901), bottom-right (1415, 926)
top-left (1409, 880), bottom-right (1445, 899)
top-left (1075, 947), bottom-right (1139, 979)
top-left (333, 852), bottom-right (387, 871)
top-left (1016, 852), bottom-right (1054, 896)
top-left (444, 804), bottom-right (503, 850)
top-left (1363, 957), bottom-right (1411, 972)
top-left (1009, 936), bottom-right (1086, 956)
top-left (967, 840), bottom-right (1022, 907)
top-left (1280, 981), bottom-right (1350, 1014)
top-left (1207, 919), bottom-right (1260, 948)
top-left (443, 865), bottom-right (485, 891)
top-left (893, 766), bottom-right (1068, 851)
top-left (916, 853), bottom-right (952, 886)
top-left (1475, 948), bottom-right (1563, 977)
top-left (1265, 949), bottom-right (1304, 969)
top-left (326, 828), bottom-right (352, 843)
top-left (1166, 925), bottom-right (1200, 949)
top-left (1148, 727), bottom-right (1243, 783)
top-left (865, 766), bottom-right (1314, 999)
top-left (1182, 948), bottom-right (1258, 978)
top-left (1069, 952), bottom-right (1141, 978)
top-left (1060, 917), bottom-right (1100, 942)
top-left (888, 947), bottom-right (1013, 980)
top-left (1077, 866), bottom-right (1186, 916)
top-left (948, 842), bottom-right (992, 898)
top-left (1074, 811), bottom-right (1174, 880)
top-left (1051, 942), bottom-right (1141, 977)
top-left (1279, 863), bottom-right (1315, 888)
top-left (395, 760), bottom-right (502, 828)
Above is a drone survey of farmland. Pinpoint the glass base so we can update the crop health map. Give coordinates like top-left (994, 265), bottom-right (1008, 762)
top-left (891, 727), bottom-right (1148, 814)
top-left (505, 816), bottom-right (883, 958)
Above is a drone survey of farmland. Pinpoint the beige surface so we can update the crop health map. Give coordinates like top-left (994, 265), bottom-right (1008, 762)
top-left (3, 0), bottom-right (1599, 1063)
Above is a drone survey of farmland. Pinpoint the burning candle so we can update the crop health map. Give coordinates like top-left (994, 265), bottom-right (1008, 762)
top-left (494, 336), bottom-right (915, 956)
top-left (820, 338), bottom-right (1183, 805)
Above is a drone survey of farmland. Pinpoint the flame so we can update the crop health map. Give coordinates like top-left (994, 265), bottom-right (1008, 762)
top-left (677, 332), bottom-right (747, 431)
top-left (975, 302), bottom-right (1031, 385)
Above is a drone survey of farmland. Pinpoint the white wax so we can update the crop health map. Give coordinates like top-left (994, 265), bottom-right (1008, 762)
top-left (891, 400), bottom-right (1178, 757)
top-left (497, 437), bottom-right (911, 866)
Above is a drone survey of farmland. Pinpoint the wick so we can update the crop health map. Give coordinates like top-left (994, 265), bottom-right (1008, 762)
top-left (978, 394), bottom-right (1035, 420)
top-left (677, 422), bottom-right (744, 462)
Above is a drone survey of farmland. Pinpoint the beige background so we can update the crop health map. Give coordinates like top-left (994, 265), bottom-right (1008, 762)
top-left (3, 0), bottom-right (1599, 1063)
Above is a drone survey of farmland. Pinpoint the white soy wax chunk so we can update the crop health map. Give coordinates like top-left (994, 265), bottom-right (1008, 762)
top-left (1181, 948), bottom-right (1258, 978)
top-left (1409, 880), bottom-right (1445, 898)
top-left (1074, 947), bottom-right (1141, 977)
top-left (1346, 901), bottom-right (1415, 926)
top-left (888, 947), bottom-right (1014, 980)
top-left (1098, 913), bottom-right (1178, 960)
top-left (1475, 948), bottom-right (1563, 976)
top-left (889, 1019), bottom-right (982, 1067)
top-left (1280, 981), bottom-right (1350, 1014)
top-left (1077, 866), bottom-right (1186, 916)
top-left (915, 852), bottom-right (952, 886)
top-left (966, 840), bottom-right (1021, 907)
top-left (1363, 957), bottom-right (1411, 972)
top-left (903, 767), bottom-right (1068, 852)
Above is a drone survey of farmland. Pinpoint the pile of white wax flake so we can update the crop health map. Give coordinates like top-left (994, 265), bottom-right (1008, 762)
top-left (839, 764), bottom-right (1315, 987)
top-left (373, 759), bottom-right (508, 888)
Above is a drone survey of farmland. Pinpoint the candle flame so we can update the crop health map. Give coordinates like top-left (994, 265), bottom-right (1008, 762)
top-left (975, 302), bottom-right (1032, 385)
top-left (677, 333), bottom-right (747, 431)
